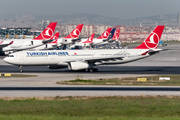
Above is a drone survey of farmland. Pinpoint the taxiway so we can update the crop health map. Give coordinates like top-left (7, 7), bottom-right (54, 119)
top-left (0, 45), bottom-right (180, 97)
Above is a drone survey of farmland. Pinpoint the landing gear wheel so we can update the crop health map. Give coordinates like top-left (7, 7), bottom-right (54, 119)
top-left (19, 66), bottom-right (23, 73)
top-left (89, 69), bottom-right (93, 72)
top-left (19, 69), bottom-right (23, 73)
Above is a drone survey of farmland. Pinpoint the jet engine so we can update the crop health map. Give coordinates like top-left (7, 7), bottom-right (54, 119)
top-left (68, 61), bottom-right (89, 70)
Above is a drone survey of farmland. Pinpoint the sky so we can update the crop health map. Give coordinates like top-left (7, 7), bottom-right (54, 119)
top-left (0, 0), bottom-right (180, 19)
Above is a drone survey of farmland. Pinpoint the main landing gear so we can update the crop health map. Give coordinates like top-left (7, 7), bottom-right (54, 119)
top-left (87, 68), bottom-right (98, 72)
top-left (19, 66), bottom-right (23, 72)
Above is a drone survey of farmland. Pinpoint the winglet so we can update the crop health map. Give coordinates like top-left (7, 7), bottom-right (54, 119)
top-left (134, 26), bottom-right (165, 49)
top-left (33, 22), bottom-right (57, 40)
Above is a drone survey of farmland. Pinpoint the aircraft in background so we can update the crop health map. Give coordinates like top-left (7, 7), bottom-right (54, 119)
top-left (4, 26), bottom-right (165, 72)
top-left (57, 24), bottom-right (83, 48)
top-left (91, 28), bottom-right (112, 46)
top-left (97, 28), bottom-right (116, 45)
top-left (33, 32), bottom-right (60, 50)
top-left (69, 33), bottom-right (95, 48)
top-left (0, 40), bottom-right (14, 48)
top-left (158, 40), bottom-right (167, 47)
top-left (2, 22), bottom-right (57, 52)
top-left (105, 29), bottom-right (121, 45)
top-left (69, 28), bottom-right (112, 49)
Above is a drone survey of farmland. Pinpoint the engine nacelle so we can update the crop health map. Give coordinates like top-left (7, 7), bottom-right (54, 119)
top-left (68, 62), bottom-right (89, 70)
top-left (48, 65), bottom-right (67, 69)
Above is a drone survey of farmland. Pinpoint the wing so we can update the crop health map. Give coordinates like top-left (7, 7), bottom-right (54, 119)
top-left (0, 44), bottom-right (11, 48)
top-left (61, 55), bottom-right (125, 63)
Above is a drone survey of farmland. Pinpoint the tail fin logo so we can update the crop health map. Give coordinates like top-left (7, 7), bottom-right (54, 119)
top-left (88, 36), bottom-right (93, 42)
top-left (49, 36), bottom-right (58, 44)
top-left (145, 32), bottom-right (159, 49)
top-left (101, 31), bottom-right (109, 39)
top-left (114, 31), bottom-right (119, 40)
top-left (41, 28), bottom-right (53, 39)
top-left (82, 37), bottom-right (93, 43)
top-left (112, 29), bottom-right (120, 40)
top-left (52, 36), bottom-right (58, 40)
top-left (70, 28), bottom-right (80, 38)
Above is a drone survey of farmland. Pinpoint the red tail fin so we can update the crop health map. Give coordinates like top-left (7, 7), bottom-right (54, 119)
top-left (112, 29), bottom-right (120, 40)
top-left (82, 33), bottom-right (95, 43)
top-left (97, 28), bottom-right (112, 39)
top-left (134, 25), bottom-right (165, 49)
top-left (50, 32), bottom-right (60, 44)
top-left (33, 22), bottom-right (57, 40)
top-left (63, 24), bottom-right (83, 39)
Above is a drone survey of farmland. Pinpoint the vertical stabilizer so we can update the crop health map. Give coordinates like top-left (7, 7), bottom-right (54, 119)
top-left (134, 26), bottom-right (165, 49)
top-left (82, 33), bottom-right (95, 43)
top-left (97, 28), bottom-right (112, 39)
top-left (63, 24), bottom-right (83, 39)
top-left (33, 22), bottom-right (57, 40)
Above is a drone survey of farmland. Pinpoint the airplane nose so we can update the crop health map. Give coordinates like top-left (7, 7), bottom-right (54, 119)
top-left (3, 57), bottom-right (11, 64)
top-left (3, 57), bottom-right (8, 62)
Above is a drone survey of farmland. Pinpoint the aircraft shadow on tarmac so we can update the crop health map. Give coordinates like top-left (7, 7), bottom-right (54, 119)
top-left (0, 65), bottom-right (180, 74)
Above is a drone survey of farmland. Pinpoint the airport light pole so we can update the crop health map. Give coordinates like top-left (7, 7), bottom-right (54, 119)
top-left (12, 20), bottom-right (16, 38)
top-left (21, 21), bottom-right (24, 38)
top-left (4, 19), bottom-right (7, 27)
top-left (32, 21), bottom-right (35, 38)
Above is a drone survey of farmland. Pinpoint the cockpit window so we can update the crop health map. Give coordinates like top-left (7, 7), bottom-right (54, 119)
top-left (8, 55), bottom-right (14, 57)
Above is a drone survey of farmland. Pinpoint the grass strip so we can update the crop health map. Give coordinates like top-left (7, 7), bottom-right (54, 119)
top-left (0, 96), bottom-right (180, 119)
top-left (0, 74), bottom-right (37, 78)
top-left (57, 75), bottom-right (180, 86)
top-left (0, 115), bottom-right (179, 120)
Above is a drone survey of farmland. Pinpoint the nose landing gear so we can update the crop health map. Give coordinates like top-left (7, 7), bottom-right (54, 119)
top-left (19, 66), bottom-right (23, 72)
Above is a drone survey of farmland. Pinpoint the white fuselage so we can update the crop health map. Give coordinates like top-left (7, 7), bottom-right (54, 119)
top-left (92, 38), bottom-right (107, 45)
top-left (2, 39), bottom-right (44, 51)
top-left (70, 38), bottom-right (92, 48)
top-left (59, 38), bottom-right (79, 45)
top-left (32, 43), bottom-right (57, 50)
top-left (4, 49), bottom-right (150, 67)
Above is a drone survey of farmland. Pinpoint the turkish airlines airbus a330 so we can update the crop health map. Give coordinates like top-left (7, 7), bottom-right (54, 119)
top-left (4, 26), bottom-right (165, 72)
